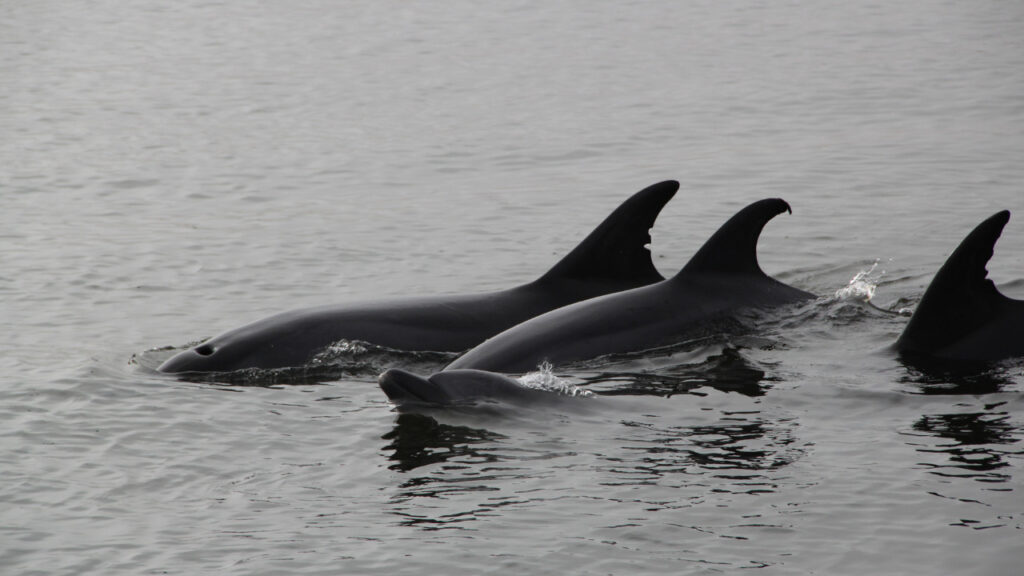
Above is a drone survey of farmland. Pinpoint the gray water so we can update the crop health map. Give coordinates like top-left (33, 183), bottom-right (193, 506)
top-left (2, 1), bottom-right (1023, 574)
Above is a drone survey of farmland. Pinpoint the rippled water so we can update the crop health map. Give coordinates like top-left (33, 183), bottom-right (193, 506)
top-left (2, 1), bottom-right (1023, 574)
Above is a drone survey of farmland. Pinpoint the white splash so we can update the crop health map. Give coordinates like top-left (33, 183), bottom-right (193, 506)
top-left (310, 339), bottom-right (368, 364)
top-left (517, 362), bottom-right (593, 397)
top-left (835, 260), bottom-right (883, 302)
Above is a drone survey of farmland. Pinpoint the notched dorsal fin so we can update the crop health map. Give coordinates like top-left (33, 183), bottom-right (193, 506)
top-left (677, 198), bottom-right (792, 278)
top-left (539, 180), bottom-right (678, 283)
top-left (897, 210), bottom-right (1011, 352)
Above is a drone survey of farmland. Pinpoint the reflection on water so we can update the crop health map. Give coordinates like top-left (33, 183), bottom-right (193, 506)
top-left (898, 356), bottom-right (1022, 395)
top-left (381, 391), bottom-right (804, 529)
top-left (583, 347), bottom-right (768, 397)
top-left (381, 413), bottom-right (537, 530)
top-left (899, 356), bottom-right (1023, 491)
top-left (381, 413), bottom-right (506, 473)
top-left (907, 409), bottom-right (1021, 484)
top-left (609, 414), bottom-right (802, 494)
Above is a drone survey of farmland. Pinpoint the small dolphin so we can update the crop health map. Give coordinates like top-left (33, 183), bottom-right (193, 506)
top-left (378, 368), bottom-right (563, 407)
top-left (445, 198), bottom-right (814, 373)
top-left (159, 181), bottom-right (678, 373)
top-left (896, 210), bottom-right (1024, 363)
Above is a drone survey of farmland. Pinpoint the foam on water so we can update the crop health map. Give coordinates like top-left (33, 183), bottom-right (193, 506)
top-left (834, 260), bottom-right (883, 302)
top-left (516, 362), bottom-right (594, 398)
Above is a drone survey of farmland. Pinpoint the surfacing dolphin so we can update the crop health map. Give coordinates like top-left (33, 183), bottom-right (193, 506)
top-left (378, 368), bottom-right (572, 408)
top-left (444, 198), bottom-right (815, 374)
top-left (158, 180), bottom-right (678, 373)
top-left (895, 210), bottom-right (1024, 363)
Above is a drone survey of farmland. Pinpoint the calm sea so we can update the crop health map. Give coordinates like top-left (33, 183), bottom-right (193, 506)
top-left (2, 1), bottom-right (1022, 574)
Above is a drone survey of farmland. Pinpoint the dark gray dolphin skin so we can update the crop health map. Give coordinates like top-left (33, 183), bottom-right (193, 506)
top-left (895, 210), bottom-right (1024, 362)
top-left (446, 198), bottom-right (814, 374)
top-left (379, 368), bottom-right (557, 407)
top-left (158, 180), bottom-right (678, 373)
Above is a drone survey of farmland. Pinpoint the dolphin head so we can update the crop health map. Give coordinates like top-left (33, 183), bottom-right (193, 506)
top-left (158, 326), bottom-right (309, 373)
top-left (378, 368), bottom-right (454, 404)
top-left (379, 368), bottom-right (548, 407)
top-left (157, 337), bottom-right (255, 373)
top-left (158, 308), bottom-right (334, 374)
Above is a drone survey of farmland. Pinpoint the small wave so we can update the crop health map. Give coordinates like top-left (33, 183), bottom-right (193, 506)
top-left (310, 339), bottom-right (458, 375)
top-left (517, 363), bottom-right (593, 398)
top-left (578, 346), bottom-right (769, 398)
top-left (311, 339), bottom-right (371, 358)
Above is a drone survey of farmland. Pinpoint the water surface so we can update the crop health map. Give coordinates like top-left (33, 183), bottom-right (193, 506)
top-left (2, 1), bottom-right (1022, 574)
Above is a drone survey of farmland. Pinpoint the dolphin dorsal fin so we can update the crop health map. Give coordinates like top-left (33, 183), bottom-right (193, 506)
top-left (539, 180), bottom-right (678, 284)
top-left (676, 198), bottom-right (792, 278)
top-left (896, 210), bottom-right (1012, 353)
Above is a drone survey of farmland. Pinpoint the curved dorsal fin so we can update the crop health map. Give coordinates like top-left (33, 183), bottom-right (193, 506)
top-left (676, 198), bottom-right (792, 278)
top-left (539, 180), bottom-right (678, 284)
top-left (896, 210), bottom-right (1012, 353)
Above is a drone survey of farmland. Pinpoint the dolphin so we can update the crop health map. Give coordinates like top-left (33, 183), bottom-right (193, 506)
top-left (895, 210), bottom-right (1024, 363)
top-left (378, 368), bottom-right (567, 407)
top-left (379, 347), bottom-right (769, 408)
top-left (158, 180), bottom-right (679, 373)
top-left (445, 198), bottom-right (814, 374)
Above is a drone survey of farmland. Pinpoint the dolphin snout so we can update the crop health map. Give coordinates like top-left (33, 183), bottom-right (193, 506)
top-left (378, 368), bottom-right (447, 405)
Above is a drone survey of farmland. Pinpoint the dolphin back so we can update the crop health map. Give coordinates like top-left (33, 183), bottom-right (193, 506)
top-left (446, 198), bottom-right (814, 373)
top-left (538, 180), bottom-right (678, 286)
top-left (673, 198), bottom-right (812, 302)
top-left (896, 210), bottom-right (1019, 358)
top-left (678, 198), bottom-right (792, 277)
